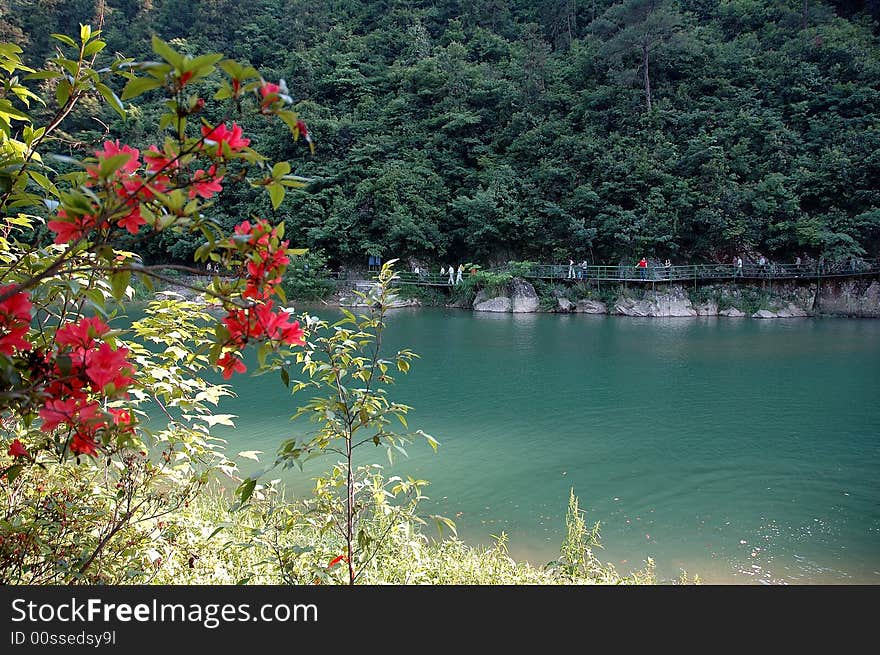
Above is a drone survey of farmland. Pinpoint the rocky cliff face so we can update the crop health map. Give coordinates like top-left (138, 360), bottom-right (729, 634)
top-left (472, 278), bottom-right (538, 313)
top-left (815, 279), bottom-right (880, 317)
top-left (612, 287), bottom-right (697, 317)
top-left (442, 276), bottom-right (880, 319)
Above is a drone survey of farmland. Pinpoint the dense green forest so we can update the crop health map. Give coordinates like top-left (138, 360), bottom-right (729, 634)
top-left (3, 0), bottom-right (880, 268)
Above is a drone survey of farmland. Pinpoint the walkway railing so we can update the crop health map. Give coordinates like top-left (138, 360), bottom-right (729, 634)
top-left (330, 259), bottom-right (880, 288)
top-left (501, 261), bottom-right (880, 282)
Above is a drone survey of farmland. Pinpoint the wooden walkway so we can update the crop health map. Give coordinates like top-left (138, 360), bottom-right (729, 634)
top-left (343, 259), bottom-right (880, 288)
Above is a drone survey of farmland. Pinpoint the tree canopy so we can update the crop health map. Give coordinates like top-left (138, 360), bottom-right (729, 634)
top-left (4, 0), bottom-right (880, 266)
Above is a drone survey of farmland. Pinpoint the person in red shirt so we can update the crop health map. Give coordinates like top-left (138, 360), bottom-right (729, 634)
top-left (637, 257), bottom-right (648, 279)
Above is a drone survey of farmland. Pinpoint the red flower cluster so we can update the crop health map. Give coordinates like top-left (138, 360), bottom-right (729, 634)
top-left (49, 140), bottom-right (149, 244)
top-left (7, 438), bottom-right (28, 459)
top-left (233, 220), bottom-right (291, 300)
top-left (2, 286), bottom-right (140, 460)
top-left (34, 315), bottom-right (137, 456)
top-left (0, 285), bottom-right (33, 356)
top-left (259, 81), bottom-right (281, 110)
top-left (201, 123), bottom-right (250, 156)
top-left (189, 165), bottom-right (224, 199)
top-left (216, 219), bottom-right (305, 378)
top-left (48, 135), bottom-right (232, 245)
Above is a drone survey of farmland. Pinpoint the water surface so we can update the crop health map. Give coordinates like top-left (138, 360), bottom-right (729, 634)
top-left (204, 307), bottom-right (880, 584)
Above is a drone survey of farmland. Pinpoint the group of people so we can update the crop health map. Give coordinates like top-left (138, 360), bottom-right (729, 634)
top-left (566, 259), bottom-right (590, 279)
top-left (567, 257), bottom-right (671, 280)
top-left (439, 264), bottom-right (465, 285)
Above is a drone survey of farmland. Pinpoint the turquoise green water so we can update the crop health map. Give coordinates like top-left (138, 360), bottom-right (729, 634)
top-left (206, 308), bottom-right (879, 584)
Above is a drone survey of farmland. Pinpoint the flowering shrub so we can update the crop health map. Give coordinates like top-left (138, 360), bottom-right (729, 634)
top-left (1, 28), bottom-right (310, 466)
top-left (0, 26), bottom-right (311, 582)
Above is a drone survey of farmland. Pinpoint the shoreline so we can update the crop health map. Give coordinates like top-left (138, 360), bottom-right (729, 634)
top-left (142, 273), bottom-right (880, 320)
top-left (329, 276), bottom-right (880, 320)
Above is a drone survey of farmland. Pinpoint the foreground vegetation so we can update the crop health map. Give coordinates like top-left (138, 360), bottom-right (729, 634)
top-left (147, 487), bottom-right (662, 585)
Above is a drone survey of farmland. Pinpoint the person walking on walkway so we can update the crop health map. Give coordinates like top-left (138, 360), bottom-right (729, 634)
top-left (637, 257), bottom-right (648, 280)
top-left (567, 258), bottom-right (575, 279)
top-left (448, 265), bottom-right (455, 285)
top-left (455, 263), bottom-right (464, 285)
top-left (735, 256), bottom-right (743, 278)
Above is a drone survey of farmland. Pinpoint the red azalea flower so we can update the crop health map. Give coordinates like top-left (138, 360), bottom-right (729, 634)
top-left (216, 352), bottom-right (247, 379)
top-left (108, 408), bottom-right (132, 426)
top-left (255, 303), bottom-right (305, 345)
top-left (70, 430), bottom-right (99, 457)
top-left (7, 438), bottom-right (28, 458)
top-left (47, 209), bottom-right (102, 245)
top-left (328, 554), bottom-right (347, 568)
top-left (144, 145), bottom-right (179, 174)
top-left (90, 140), bottom-right (140, 178)
top-left (117, 205), bottom-right (146, 235)
top-left (179, 71), bottom-right (193, 86)
top-left (259, 81), bottom-right (281, 108)
top-left (84, 343), bottom-right (135, 393)
top-left (119, 176), bottom-right (157, 202)
top-left (280, 318), bottom-right (305, 346)
top-left (39, 397), bottom-right (80, 432)
top-left (201, 123), bottom-right (250, 154)
top-left (189, 166), bottom-right (224, 199)
top-left (260, 81), bottom-right (281, 98)
top-left (55, 316), bottom-right (110, 352)
top-left (0, 285), bottom-right (32, 355)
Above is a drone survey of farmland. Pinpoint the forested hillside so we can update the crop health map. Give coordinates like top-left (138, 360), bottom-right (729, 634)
top-left (4, 0), bottom-right (880, 267)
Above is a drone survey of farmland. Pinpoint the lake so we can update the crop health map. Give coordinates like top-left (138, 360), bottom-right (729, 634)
top-left (202, 307), bottom-right (880, 584)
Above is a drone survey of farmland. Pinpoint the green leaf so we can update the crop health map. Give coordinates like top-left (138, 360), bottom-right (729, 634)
top-left (55, 80), bottom-right (71, 107)
top-left (268, 183), bottom-right (284, 210)
top-left (96, 82), bottom-right (125, 119)
top-left (235, 478), bottom-right (257, 506)
top-left (98, 153), bottom-right (134, 178)
top-left (80, 24), bottom-right (92, 43)
top-left (109, 269), bottom-right (130, 301)
top-left (187, 53), bottom-right (224, 73)
top-left (50, 33), bottom-right (78, 47)
top-left (2, 464), bottom-right (23, 483)
top-left (280, 368), bottom-right (290, 387)
top-left (151, 35), bottom-right (184, 69)
top-left (202, 414), bottom-right (237, 428)
top-left (27, 170), bottom-right (58, 196)
top-left (257, 342), bottom-right (269, 367)
top-left (24, 70), bottom-right (64, 81)
top-left (83, 39), bottom-right (106, 57)
top-left (272, 161), bottom-right (291, 178)
top-left (121, 76), bottom-right (162, 100)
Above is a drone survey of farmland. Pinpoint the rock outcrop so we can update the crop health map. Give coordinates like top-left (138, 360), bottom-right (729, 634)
top-left (613, 287), bottom-right (697, 317)
top-left (473, 296), bottom-right (512, 312)
top-left (510, 278), bottom-right (539, 313)
top-left (471, 278), bottom-right (538, 313)
top-left (752, 309), bottom-right (777, 319)
top-left (695, 301), bottom-right (719, 316)
top-left (575, 299), bottom-right (608, 314)
top-left (774, 303), bottom-right (808, 318)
